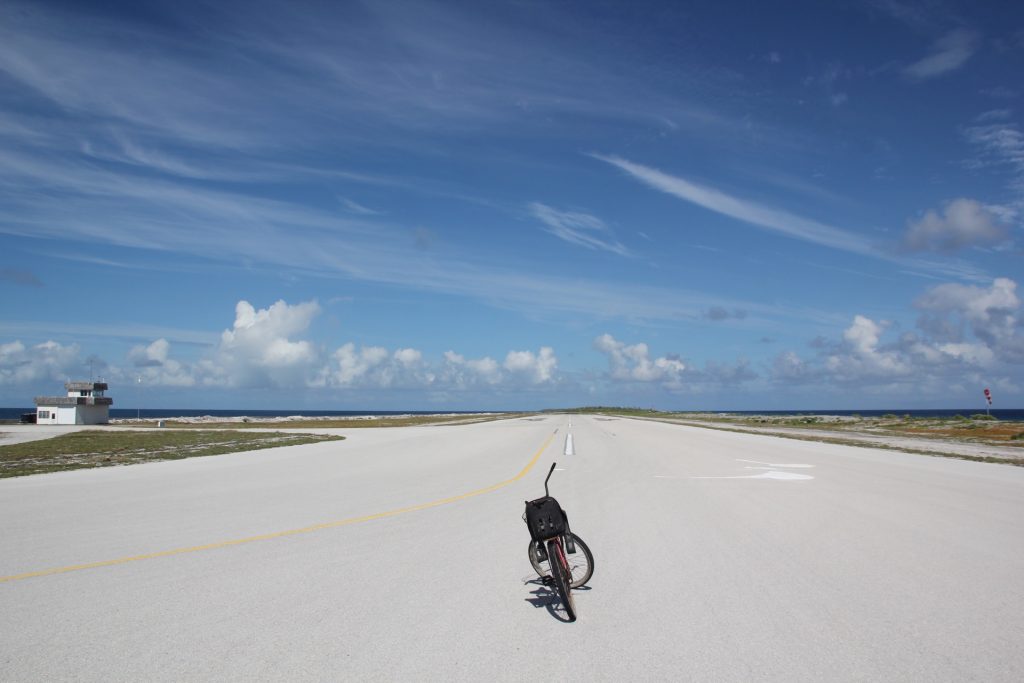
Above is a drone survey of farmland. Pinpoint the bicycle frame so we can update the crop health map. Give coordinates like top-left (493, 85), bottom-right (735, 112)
top-left (545, 534), bottom-right (575, 620)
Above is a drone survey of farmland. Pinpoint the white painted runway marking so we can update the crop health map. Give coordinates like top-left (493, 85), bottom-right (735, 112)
top-left (736, 459), bottom-right (814, 468)
top-left (689, 471), bottom-right (814, 480)
top-left (656, 471), bottom-right (814, 481)
top-left (656, 457), bottom-right (816, 481)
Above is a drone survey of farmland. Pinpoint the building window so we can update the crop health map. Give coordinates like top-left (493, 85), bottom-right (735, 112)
top-left (38, 410), bottom-right (50, 419)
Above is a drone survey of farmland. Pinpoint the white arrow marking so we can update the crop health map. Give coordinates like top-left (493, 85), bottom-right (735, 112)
top-left (690, 471), bottom-right (814, 481)
top-left (736, 459), bottom-right (814, 468)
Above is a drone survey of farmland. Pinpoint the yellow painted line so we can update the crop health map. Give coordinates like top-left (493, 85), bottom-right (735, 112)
top-left (1, 431), bottom-right (555, 584)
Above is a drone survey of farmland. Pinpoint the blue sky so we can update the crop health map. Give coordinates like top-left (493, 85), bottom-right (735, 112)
top-left (1, 0), bottom-right (1022, 410)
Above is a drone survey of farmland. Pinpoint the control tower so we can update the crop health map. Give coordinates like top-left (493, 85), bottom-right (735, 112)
top-left (34, 381), bottom-right (113, 425)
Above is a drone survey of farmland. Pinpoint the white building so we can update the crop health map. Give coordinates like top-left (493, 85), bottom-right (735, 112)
top-left (35, 381), bottom-right (113, 425)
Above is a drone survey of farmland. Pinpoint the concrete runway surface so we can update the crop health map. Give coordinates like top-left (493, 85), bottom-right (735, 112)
top-left (2, 415), bottom-right (1023, 681)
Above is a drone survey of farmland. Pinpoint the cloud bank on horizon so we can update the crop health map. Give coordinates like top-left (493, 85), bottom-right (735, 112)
top-left (0, 0), bottom-right (1021, 409)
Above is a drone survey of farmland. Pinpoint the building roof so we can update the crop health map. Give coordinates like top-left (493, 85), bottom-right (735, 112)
top-left (66, 381), bottom-right (108, 391)
top-left (35, 396), bottom-right (113, 406)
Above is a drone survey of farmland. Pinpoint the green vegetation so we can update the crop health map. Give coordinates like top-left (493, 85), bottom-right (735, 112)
top-left (551, 406), bottom-right (665, 417)
top-left (0, 430), bottom-right (344, 478)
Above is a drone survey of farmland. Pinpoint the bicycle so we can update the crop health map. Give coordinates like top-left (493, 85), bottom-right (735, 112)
top-left (523, 462), bottom-right (594, 621)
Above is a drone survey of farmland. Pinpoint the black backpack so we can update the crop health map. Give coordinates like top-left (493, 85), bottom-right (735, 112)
top-left (524, 496), bottom-right (567, 542)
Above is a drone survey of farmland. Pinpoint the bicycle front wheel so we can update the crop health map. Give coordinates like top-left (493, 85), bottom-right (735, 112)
top-left (546, 538), bottom-right (576, 621)
top-left (529, 533), bottom-right (594, 588)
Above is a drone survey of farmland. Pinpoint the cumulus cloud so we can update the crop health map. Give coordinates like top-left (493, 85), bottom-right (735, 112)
top-left (933, 342), bottom-right (995, 366)
top-left (903, 198), bottom-right (1006, 251)
top-left (504, 347), bottom-right (557, 383)
top-left (915, 277), bottom-right (1023, 361)
top-left (393, 348), bottom-right (422, 366)
top-left (529, 203), bottom-right (631, 257)
top-left (317, 345), bottom-right (558, 392)
top-left (206, 299), bottom-right (322, 387)
top-left (824, 315), bottom-right (910, 379)
top-left (903, 29), bottom-right (980, 80)
top-left (315, 343), bottom-right (434, 388)
top-left (593, 333), bottom-right (686, 387)
top-left (127, 338), bottom-right (196, 386)
top-left (330, 344), bottom-right (388, 385)
top-left (0, 339), bottom-right (80, 384)
top-left (1, 298), bottom-right (568, 399)
top-left (772, 350), bottom-right (812, 382)
top-left (129, 338), bottom-right (170, 367)
top-left (440, 351), bottom-right (502, 388)
top-left (773, 278), bottom-right (1023, 388)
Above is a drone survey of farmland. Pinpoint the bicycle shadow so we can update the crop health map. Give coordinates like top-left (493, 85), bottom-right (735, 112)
top-left (522, 575), bottom-right (592, 623)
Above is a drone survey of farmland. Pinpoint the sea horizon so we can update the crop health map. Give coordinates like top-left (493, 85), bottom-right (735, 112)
top-left (2, 407), bottom-right (1022, 421)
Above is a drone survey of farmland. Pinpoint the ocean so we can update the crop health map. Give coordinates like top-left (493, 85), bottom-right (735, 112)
top-left (0, 408), bottom-right (490, 422)
top-left (2, 407), bottom-right (1022, 421)
top-left (719, 408), bottom-right (1024, 419)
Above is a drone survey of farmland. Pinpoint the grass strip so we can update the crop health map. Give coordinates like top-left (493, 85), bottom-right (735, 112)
top-left (0, 430), bottom-right (345, 478)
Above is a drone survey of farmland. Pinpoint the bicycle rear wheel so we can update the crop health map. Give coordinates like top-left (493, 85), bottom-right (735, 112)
top-left (546, 538), bottom-right (576, 621)
top-left (529, 533), bottom-right (593, 588)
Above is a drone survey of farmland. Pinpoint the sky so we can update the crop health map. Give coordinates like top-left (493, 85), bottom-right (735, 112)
top-left (0, 0), bottom-right (1022, 411)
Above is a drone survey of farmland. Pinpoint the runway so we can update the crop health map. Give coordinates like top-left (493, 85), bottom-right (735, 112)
top-left (2, 415), bottom-right (1023, 681)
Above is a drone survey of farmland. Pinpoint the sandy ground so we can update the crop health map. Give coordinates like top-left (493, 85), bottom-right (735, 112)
top-left (0, 424), bottom-right (106, 446)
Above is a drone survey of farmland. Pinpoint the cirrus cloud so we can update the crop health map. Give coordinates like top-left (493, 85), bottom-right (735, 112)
top-left (528, 203), bottom-right (631, 257)
top-left (903, 29), bottom-right (980, 81)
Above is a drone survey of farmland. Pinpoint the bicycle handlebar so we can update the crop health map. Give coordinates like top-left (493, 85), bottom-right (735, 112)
top-left (544, 461), bottom-right (556, 497)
